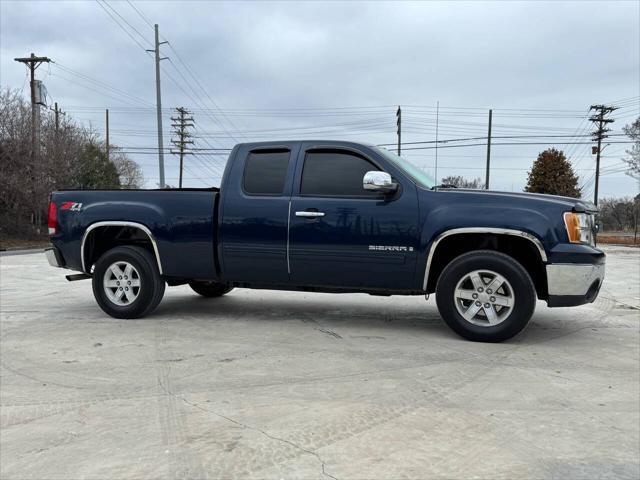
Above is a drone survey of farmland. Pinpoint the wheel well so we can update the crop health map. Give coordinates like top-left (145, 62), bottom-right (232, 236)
top-left (426, 233), bottom-right (548, 299)
top-left (83, 226), bottom-right (158, 273)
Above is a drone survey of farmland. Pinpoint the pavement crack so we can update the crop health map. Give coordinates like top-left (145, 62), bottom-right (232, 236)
top-left (166, 388), bottom-right (338, 480)
top-left (600, 295), bottom-right (640, 310)
top-left (316, 328), bottom-right (342, 339)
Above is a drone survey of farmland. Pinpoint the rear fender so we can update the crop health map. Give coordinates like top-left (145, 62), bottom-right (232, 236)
top-left (81, 221), bottom-right (162, 274)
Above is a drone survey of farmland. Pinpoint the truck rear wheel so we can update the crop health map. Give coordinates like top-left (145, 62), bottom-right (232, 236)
top-left (435, 250), bottom-right (536, 342)
top-left (189, 281), bottom-right (233, 297)
top-left (92, 246), bottom-right (165, 319)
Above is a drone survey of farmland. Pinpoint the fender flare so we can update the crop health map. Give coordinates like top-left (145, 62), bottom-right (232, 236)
top-left (422, 227), bottom-right (547, 290)
top-left (81, 221), bottom-right (163, 274)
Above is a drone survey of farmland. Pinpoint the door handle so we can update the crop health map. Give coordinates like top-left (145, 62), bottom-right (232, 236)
top-left (295, 211), bottom-right (325, 218)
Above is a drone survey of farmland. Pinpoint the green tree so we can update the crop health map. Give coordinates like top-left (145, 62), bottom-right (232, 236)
top-left (75, 143), bottom-right (120, 189)
top-left (525, 148), bottom-right (581, 198)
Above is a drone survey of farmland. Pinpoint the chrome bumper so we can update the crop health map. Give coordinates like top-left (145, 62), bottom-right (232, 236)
top-left (45, 248), bottom-right (64, 268)
top-left (546, 263), bottom-right (605, 306)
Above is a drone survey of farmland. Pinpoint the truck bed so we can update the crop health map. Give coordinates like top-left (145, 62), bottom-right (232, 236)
top-left (50, 189), bottom-right (220, 280)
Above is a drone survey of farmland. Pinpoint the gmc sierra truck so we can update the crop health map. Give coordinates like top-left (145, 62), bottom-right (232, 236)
top-left (46, 140), bottom-right (604, 342)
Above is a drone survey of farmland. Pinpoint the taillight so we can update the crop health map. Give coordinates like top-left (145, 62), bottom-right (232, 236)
top-left (48, 201), bottom-right (57, 235)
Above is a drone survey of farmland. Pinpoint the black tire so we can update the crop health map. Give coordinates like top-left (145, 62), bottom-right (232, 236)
top-left (435, 250), bottom-right (536, 342)
top-left (92, 246), bottom-right (165, 319)
top-left (189, 281), bottom-right (233, 298)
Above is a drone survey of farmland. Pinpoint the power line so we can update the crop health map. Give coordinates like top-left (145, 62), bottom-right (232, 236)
top-left (116, 141), bottom-right (635, 153)
top-left (98, 0), bottom-right (152, 48)
top-left (126, 0), bottom-right (249, 142)
top-left (126, 0), bottom-right (154, 29)
top-left (50, 71), bottom-right (149, 108)
top-left (157, 65), bottom-right (228, 149)
top-left (376, 133), bottom-right (625, 147)
top-left (382, 140), bottom-right (634, 151)
top-left (164, 57), bottom-right (245, 143)
top-left (95, 0), bottom-right (150, 53)
top-left (51, 62), bottom-right (152, 107)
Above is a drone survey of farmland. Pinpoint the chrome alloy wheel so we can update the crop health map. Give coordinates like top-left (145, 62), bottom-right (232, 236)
top-left (454, 269), bottom-right (514, 326)
top-left (103, 261), bottom-right (141, 306)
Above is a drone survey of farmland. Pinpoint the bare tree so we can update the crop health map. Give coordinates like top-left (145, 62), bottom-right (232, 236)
top-left (0, 86), bottom-right (144, 239)
top-left (622, 117), bottom-right (640, 178)
top-left (112, 149), bottom-right (144, 189)
top-left (597, 197), bottom-right (637, 232)
top-left (0, 89), bottom-right (34, 235)
top-left (440, 175), bottom-right (485, 189)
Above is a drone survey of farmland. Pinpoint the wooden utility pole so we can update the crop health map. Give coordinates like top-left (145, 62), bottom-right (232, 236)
top-left (435, 101), bottom-right (439, 185)
top-left (396, 106), bottom-right (401, 156)
top-left (589, 105), bottom-right (617, 206)
top-left (146, 25), bottom-right (168, 188)
top-left (485, 109), bottom-right (493, 189)
top-left (14, 53), bottom-right (51, 163)
top-left (171, 107), bottom-right (194, 188)
top-left (54, 102), bottom-right (60, 135)
top-left (105, 109), bottom-right (110, 162)
top-left (14, 53), bottom-right (51, 231)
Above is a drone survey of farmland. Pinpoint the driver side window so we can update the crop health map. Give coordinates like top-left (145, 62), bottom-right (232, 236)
top-left (300, 150), bottom-right (381, 197)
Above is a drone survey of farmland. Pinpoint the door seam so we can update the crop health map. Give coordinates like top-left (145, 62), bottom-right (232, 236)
top-left (286, 200), bottom-right (291, 275)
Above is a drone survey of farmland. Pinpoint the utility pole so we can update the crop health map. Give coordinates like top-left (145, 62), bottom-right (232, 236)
top-left (171, 107), bottom-right (194, 188)
top-left (147, 25), bottom-right (168, 188)
top-left (485, 109), bottom-right (493, 189)
top-left (105, 109), bottom-right (110, 162)
top-left (435, 101), bottom-right (439, 185)
top-left (589, 104), bottom-right (617, 206)
top-left (51, 103), bottom-right (66, 141)
top-left (54, 102), bottom-right (60, 135)
top-left (396, 106), bottom-right (401, 156)
top-left (14, 53), bottom-right (51, 163)
top-left (14, 53), bottom-right (51, 231)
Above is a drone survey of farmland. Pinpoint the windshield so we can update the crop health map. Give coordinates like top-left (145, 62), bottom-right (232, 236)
top-left (374, 147), bottom-right (435, 189)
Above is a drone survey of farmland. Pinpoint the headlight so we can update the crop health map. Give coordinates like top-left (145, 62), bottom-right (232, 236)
top-left (564, 212), bottom-right (595, 246)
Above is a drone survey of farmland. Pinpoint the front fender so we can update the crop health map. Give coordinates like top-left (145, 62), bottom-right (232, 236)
top-left (420, 203), bottom-right (558, 254)
top-left (416, 201), bottom-right (556, 291)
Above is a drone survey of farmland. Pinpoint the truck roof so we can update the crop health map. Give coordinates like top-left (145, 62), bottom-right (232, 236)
top-left (234, 139), bottom-right (377, 149)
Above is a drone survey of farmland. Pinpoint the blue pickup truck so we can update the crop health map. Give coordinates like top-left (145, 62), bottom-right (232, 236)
top-left (46, 140), bottom-right (605, 342)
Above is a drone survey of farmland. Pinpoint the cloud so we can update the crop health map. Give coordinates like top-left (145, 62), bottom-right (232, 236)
top-left (1, 0), bottom-right (638, 196)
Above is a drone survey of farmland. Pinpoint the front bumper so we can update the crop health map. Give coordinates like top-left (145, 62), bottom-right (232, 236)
top-left (45, 247), bottom-right (65, 268)
top-left (546, 263), bottom-right (605, 307)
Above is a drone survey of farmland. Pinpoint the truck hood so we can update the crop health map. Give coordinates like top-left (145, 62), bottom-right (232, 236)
top-left (435, 188), bottom-right (598, 213)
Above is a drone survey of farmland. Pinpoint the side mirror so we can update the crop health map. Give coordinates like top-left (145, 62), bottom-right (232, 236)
top-left (363, 171), bottom-right (397, 193)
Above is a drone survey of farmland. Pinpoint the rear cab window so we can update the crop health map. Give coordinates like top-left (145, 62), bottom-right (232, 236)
top-left (243, 149), bottom-right (291, 195)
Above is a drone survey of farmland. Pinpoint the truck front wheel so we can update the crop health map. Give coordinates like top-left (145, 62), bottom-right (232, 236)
top-left (92, 246), bottom-right (165, 319)
top-left (435, 250), bottom-right (536, 342)
top-left (189, 281), bottom-right (233, 297)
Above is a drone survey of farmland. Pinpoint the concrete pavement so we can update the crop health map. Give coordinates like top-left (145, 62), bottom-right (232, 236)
top-left (1, 246), bottom-right (638, 479)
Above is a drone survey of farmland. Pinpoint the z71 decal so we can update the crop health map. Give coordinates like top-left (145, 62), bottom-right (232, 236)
top-left (60, 202), bottom-right (83, 212)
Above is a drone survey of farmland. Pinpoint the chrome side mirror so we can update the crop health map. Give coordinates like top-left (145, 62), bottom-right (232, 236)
top-left (363, 171), bottom-right (397, 193)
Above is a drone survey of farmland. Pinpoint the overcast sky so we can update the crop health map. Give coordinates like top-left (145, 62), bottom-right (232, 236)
top-left (1, 0), bottom-right (639, 197)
